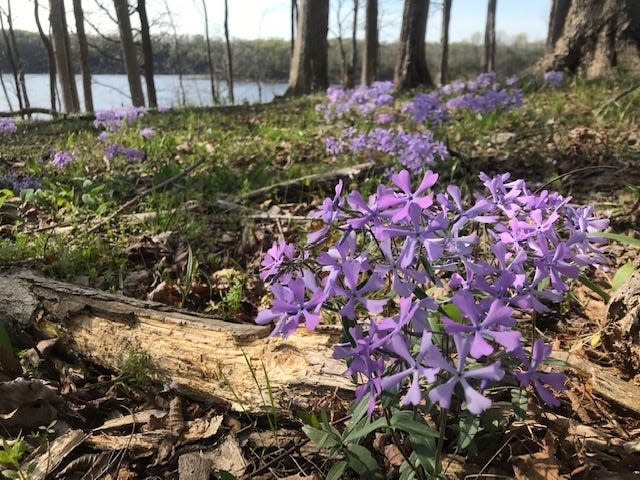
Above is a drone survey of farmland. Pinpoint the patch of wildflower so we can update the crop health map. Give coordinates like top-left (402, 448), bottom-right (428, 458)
top-left (103, 143), bottom-right (145, 163)
top-left (94, 105), bottom-right (148, 132)
top-left (257, 170), bottom-right (607, 415)
top-left (50, 149), bottom-right (77, 169)
top-left (0, 118), bottom-right (17, 135)
top-left (544, 70), bottom-right (563, 89)
top-left (315, 81), bottom-right (395, 121)
top-left (0, 173), bottom-right (41, 192)
top-left (139, 127), bottom-right (155, 138)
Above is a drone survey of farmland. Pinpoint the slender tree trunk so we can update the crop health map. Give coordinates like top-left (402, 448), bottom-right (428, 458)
top-left (137, 0), bottom-right (157, 108)
top-left (547, 0), bottom-right (571, 51)
top-left (162, 0), bottom-right (185, 105)
top-left (0, 71), bottom-right (13, 111)
top-left (113, 0), bottom-right (145, 106)
top-left (484, 0), bottom-right (497, 72)
top-left (287, 0), bottom-right (329, 95)
top-left (0, 9), bottom-right (23, 110)
top-left (72, 0), bottom-right (93, 112)
top-left (49, 0), bottom-right (80, 113)
top-left (223, 0), bottom-right (234, 104)
top-left (290, 0), bottom-right (298, 57)
top-left (361, 0), bottom-right (378, 85)
top-left (6, 1), bottom-right (30, 110)
top-left (349, 0), bottom-right (359, 88)
top-left (35, 0), bottom-right (57, 112)
top-left (440, 0), bottom-right (452, 85)
top-left (336, 1), bottom-right (349, 86)
top-left (394, 0), bottom-right (433, 90)
top-left (201, 0), bottom-right (218, 104)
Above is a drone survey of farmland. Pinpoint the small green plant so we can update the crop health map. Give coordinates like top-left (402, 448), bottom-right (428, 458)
top-left (0, 434), bottom-right (36, 480)
top-left (110, 346), bottom-right (163, 394)
top-left (207, 270), bottom-right (247, 317)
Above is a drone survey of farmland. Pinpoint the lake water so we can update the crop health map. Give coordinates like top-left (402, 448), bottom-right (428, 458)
top-left (0, 74), bottom-right (288, 112)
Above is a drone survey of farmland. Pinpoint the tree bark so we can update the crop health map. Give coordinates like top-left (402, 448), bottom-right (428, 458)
top-left (223, 0), bottom-right (234, 104)
top-left (394, 0), bottom-right (433, 90)
top-left (0, 271), bottom-right (353, 413)
top-left (35, 0), bottom-right (57, 112)
top-left (137, 0), bottom-right (157, 108)
top-left (286, 0), bottom-right (329, 95)
top-left (5, 1), bottom-right (30, 111)
top-left (361, 0), bottom-right (378, 85)
top-left (348, 0), bottom-right (359, 89)
top-left (536, 0), bottom-right (640, 78)
top-left (547, 0), bottom-right (571, 51)
top-left (0, 6), bottom-right (24, 111)
top-left (201, 0), bottom-right (218, 105)
top-left (113, 0), bottom-right (145, 106)
top-left (49, 0), bottom-right (80, 113)
top-left (440, 0), bottom-right (452, 85)
top-left (484, 0), bottom-right (496, 72)
top-left (72, 0), bottom-right (93, 113)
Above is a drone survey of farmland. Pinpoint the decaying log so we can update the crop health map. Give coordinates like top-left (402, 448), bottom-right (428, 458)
top-left (0, 271), bottom-right (353, 413)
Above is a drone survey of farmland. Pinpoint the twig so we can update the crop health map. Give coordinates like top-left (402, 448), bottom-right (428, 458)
top-left (533, 165), bottom-right (618, 194)
top-left (596, 80), bottom-right (640, 114)
top-left (87, 157), bottom-right (206, 233)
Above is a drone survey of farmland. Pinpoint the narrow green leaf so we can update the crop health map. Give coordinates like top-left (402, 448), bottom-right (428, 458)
top-left (612, 262), bottom-right (638, 291)
top-left (344, 444), bottom-right (380, 477)
top-left (458, 413), bottom-right (480, 450)
top-left (2, 469), bottom-right (19, 479)
top-left (578, 275), bottom-right (610, 303)
top-left (302, 425), bottom-right (340, 448)
top-left (441, 303), bottom-right (463, 322)
top-left (343, 417), bottom-right (388, 444)
top-left (389, 411), bottom-right (439, 438)
top-left (326, 460), bottom-right (348, 480)
top-left (410, 435), bottom-right (437, 475)
top-left (511, 388), bottom-right (528, 420)
top-left (348, 393), bottom-right (371, 426)
top-left (296, 410), bottom-right (320, 429)
top-left (590, 231), bottom-right (640, 247)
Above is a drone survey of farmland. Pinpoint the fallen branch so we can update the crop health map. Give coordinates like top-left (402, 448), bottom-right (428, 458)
top-left (0, 107), bottom-right (60, 118)
top-left (0, 271), bottom-right (353, 413)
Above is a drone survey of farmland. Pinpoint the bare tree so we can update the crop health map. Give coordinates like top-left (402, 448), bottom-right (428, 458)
top-left (287, 0), bottom-right (329, 95)
top-left (50, 0), bottom-right (80, 112)
top-left (484, 0), bottom-right (496, 72)
top-left (201, 0), bottom-right (218, 104)
top-left (223, 0), bottom-right (234, 104)
top-left (137, 0), bottom-right (157, 108)
top-left (361, 0), bottom-right (378, 85)
top-left (394, 0), bottom-right (433, 90)
top-left (440, 0), bottom-right (452, 85)
top-left (72, 0), bottom-right (94, 112)
top-left (547, 0), bottom-right (571, 51)
top-left (537, 0), bottom-right (640, 78)
top-left (0, 4), bottom-right (24, 110)
top-left (35, 0), bottom-right (57, 112)
top-left (350, 0), bottom-right (359, 88)
top-left (113, 0), bottom-right (145, 106)
top-left (162, 0), bottom-right (185, 105)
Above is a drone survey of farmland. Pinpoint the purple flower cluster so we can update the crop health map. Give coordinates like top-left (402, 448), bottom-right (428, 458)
top-left (258, 170), bottom-right (607, 414)
top-left (316, 81), bottom-right (395, 121)
top-left (544, 70), bottom-right (563, 89)
top-left (326, 127), bottom-right (448, 173)
top-left (94, 106), bottom-right (148, 132)
top-left (103, 143), bottom-right (145, 163)
top-left (50, 149), bottom-right (77, 169)
top-left (0, 173), bottom-right (41, 192)
top-left (0, 118), bottom-right (17, 135)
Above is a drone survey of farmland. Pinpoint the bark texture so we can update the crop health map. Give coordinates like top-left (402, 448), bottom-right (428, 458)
top-left (547, 0), bottom-right (572, 51)
top-left (137, 0), bottom-right (157, 108)
top-left (394, 0), bottom-right (433, 90)
top-left (286, 0), bottom-right (329, 95)
top-left (484, 0), bottom-right (496, 72)
top-left (361, 0), bottom-right (378, 85)
top-left (113, 0), bottom-right (145, 106)
top-left (49, 0), bottom-right (80, 113)
top-left (537, 0), bottom-right (640, 78)
top-left (72, 0), bottom-right (93, 112)
top-left (439, 0), bottom-right (452, 85)
top-left (0, 271), bottom-right (352, 413)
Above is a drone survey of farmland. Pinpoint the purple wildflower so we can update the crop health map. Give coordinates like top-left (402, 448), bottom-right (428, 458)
top-left (515, 339), bottom-right (565, 407)
top-left (51, 150), bottom-right (76, 169)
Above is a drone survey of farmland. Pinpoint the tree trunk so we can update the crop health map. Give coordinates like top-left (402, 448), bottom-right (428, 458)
top-left (162, 0), bottom-right (186, 106)
top-left (484, 0), bottom-right (496, 72)
top-left (361, 0), bottom-right (378, 85)
top-left (0, 271), bottom-right (353, 413)
top-left (439, 0), bottom-right (452, 85)
top-left (201, 0), bottom-right (218, 105)
top-left (113, 0), bottom-right (145, 106)
top-left (49, 0), bottom-right (80, 113)
top-left (348, 0), bottom-right (359, 89)
top-left (286, 0), bottom-right (329, 95)
top-left (536, 0), bottom-right (640, 78)
top-left (291, 0), bottom-right (298, 57)
top-left (35, 0), bottom-right (57, 112)
top-left (547, 0), bottom-right (571, 51)
top-left (223, 0), bottom-right (234, 104)
top-left (137, 0), bottom-right (157, 108)
top-left (72, 0), bottom-right (93, 113)
top-left (6, 1), bottom-right (30, 111)
top-left (0, 7), bottom-right (24, 111)
top-left (394, 0), bottom-right (433, 90)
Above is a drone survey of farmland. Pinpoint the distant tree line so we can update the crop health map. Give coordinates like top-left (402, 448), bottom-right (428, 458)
top-left (0, 29), bottom-right (544, 82)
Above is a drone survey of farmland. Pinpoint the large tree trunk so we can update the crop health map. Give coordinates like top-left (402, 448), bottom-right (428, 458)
top-left (72, 0), bottom-right (93, 113)
top-left (484, 0), bottom-right (496, 72)
top-left (361, 0), bottom-right (378, 85)
top-left (394, 0), bottom-right (433, 90)
top-left (547, 0), bottom-right (571, 51)
top-left (0, 271), bottom-right (352, 413)
top-left (49, 0), bottom-right (80, 113)
top-left (137, 0), bottom-right (157, 108)
top-left (286, 0), bottom-right (329, 95)
top-left (113, 0), bottom-right (145, 106)
top-left (537, 0), bottom-right (640, 78)
top-left (439, 0), bottom-right (452, 85)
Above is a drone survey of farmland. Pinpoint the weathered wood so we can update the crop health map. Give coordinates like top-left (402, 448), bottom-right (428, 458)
top-left (0, 271), bottom-right (353, 413)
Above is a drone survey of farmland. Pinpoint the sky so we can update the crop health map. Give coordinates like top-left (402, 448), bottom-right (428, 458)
top-left (6, 0), bottom-right (550, 44)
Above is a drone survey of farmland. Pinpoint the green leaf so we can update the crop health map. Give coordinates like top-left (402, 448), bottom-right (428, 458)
top-left (296, 410), bottom-right (320, 429)
top-left (343, 417), bottom-right (388, 444)
top-left (1, 469), bottom-right (19, 479)
top-left (389, 411), bottom-right (439, 438)
top-left (612, 262), bottom-right (638, 291)
top-left (217, 471), bottom-right (238, 480)
top-left (458, 413), bottom-right (480, 450)
top-left (0, 324), bottom-right (13, 354)
top-left (410, 435), bottom-right (437, 475)
top-left (441, 303), bottom-right (463, 322)
top-left (578, 275), bottom-right (610, 303)
top-left (398, 458), bottom-right (417, 480)
top-left (511, 388), bottom-right (528, 420)
top-left (348, 393), bottom-right (371, 425)
top-left (590, 231), bottom-right (640, 247)
top-left (302, 425), bottom-right (340, 448)
top-left (326, 460), bottom-right (348, 480)
top-left (344, 444), bottom-right (380, 477)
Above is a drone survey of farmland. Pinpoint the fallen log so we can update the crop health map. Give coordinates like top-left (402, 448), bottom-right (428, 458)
top-left (0, 271), bottom-right (353, 413)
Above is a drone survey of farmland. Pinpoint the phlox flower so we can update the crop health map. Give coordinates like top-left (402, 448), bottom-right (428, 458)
top-left (515, 339), bottom-right (565, 407)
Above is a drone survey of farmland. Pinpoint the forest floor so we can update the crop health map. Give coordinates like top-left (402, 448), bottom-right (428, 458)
top-left (0, 78), bottom-right (639, 479)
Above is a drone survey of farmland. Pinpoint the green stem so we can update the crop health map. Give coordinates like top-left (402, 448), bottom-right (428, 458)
top-left (434, 407), bottom-right (448, 476)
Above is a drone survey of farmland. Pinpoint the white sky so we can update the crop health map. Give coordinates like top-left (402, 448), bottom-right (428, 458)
top-left (5, 0), bottom-right (550, 44)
